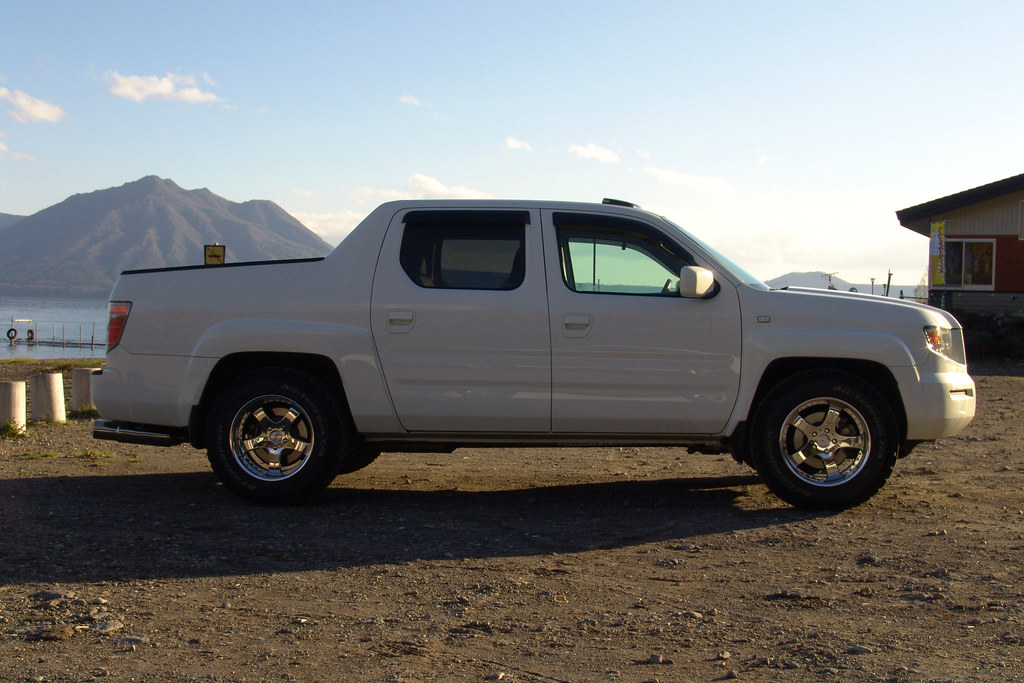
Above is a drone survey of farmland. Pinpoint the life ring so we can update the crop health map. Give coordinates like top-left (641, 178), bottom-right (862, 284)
top-left (26, 329), bottom-right (35, 341)
top-left (6, 328), bottom-right (16, 341)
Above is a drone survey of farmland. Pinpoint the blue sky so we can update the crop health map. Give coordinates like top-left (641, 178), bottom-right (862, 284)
top-left (3, 1), bottom-right (1023, 287)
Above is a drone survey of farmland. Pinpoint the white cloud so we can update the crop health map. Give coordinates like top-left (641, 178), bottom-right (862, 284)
top-left (354, 187), bottom-right (411, 203)
top-left (399, 94), bottom-right (421, 106)
top-left (0, 87), bottom-right (66, 123)
top-left (409, 174), bottom-right (491, 199)
top-left (290, 210), bottom-right (366, 245)
top-left (289, 188), bottom-right (315, 198)
top-left (505, 136), bottom-right (532, 151)
top-left (643, 166), bottom-right (734, 196)
top-left (107, 72), bottom-right (220, 103)
top-left (568, 142), bottom-right (620, 164)
top-left (298, 175), bottom-right (491, 243)
top-left (351, 174), bottom-right (490, 205)
top-left (0, 131), bottom-right (35, 162)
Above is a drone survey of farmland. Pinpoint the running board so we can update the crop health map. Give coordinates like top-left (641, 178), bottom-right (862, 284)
top-left (92, 420), bottom-right (187, 447)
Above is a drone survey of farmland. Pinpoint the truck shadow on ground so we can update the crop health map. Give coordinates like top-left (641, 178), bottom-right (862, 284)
top-left (0, 471), bottom-right (827, 585)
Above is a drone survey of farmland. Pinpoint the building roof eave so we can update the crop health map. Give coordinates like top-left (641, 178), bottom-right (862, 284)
top-left (896, 172), bottom-right (1024, 235)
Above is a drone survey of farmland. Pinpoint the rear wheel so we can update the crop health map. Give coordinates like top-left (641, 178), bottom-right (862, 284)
top-left (206, 369), bottom-right (348, 503)
top-left (750, 371), bottom-right (898, 510)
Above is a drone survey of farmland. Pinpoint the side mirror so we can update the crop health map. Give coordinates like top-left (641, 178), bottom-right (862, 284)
top-left (678, 266), bottom-right (716, 298)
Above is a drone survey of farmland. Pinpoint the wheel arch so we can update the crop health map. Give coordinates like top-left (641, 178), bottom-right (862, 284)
top-left (732, 357), bottom-right (907, 463)
top-left (189, 352), bottom-right (350, 449)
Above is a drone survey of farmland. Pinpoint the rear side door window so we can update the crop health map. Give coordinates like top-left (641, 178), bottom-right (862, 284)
top-left (400, 210), bottom-right (527, 291)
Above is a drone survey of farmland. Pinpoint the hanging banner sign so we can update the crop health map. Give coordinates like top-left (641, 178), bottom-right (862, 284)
top-left (929, 221), bottom-right (945, 286)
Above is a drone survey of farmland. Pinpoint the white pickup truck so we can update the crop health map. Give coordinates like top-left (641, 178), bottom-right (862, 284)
top-left (92, 199), bottom-right (976, 509)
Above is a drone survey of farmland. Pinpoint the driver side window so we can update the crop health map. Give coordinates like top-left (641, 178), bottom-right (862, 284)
top-left (554, 213), bottom-right (693, 296)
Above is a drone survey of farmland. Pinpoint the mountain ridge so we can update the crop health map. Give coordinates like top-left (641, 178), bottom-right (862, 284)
top-left (767, 271), bottom-right (920, 297)
top-left (0, 177), bottom-right (332, 297)
top-left (0, 212), bottom-right (24, 231)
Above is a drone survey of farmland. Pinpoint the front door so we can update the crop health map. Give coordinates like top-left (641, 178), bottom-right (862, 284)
top-left (543, 210), bottom-right (741, 434)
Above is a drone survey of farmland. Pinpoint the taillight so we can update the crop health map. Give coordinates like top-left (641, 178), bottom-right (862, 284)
top-left (107, 301), bottom-right (132, 351)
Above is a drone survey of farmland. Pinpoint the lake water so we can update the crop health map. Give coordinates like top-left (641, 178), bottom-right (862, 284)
top-left (1, 295), bottom-right (108, 359)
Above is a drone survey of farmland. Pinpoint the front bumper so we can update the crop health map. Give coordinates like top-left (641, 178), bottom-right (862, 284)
top-left (903, 369), bottom-right (976, 441)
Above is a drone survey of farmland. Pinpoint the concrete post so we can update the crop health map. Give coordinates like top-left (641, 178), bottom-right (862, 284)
top-left (29, 373), bottom-right (66, 423)
top-left (0, 381), bottom-right (26, 434)
top-left (71, 367), bottom-right (100, 412)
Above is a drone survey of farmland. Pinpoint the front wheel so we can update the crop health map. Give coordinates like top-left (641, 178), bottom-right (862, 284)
top-left (205, 369), bottom-right (348, 503)
top-left (749, 371), bottom-right (899, 510)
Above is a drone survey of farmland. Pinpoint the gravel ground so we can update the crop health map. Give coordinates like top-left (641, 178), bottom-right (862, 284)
top-left (0, 359), bottom-right (1021, 682)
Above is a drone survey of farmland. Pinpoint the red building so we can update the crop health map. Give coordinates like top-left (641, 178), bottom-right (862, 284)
top-left (897, 172), bottom-right (1024, 314)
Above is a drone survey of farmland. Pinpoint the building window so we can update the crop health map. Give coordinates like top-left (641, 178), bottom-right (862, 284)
top-left (944, 239), bottom-right (994, 288)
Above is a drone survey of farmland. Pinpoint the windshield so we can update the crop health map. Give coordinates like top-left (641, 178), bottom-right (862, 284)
top-left (662, 218), bottom-right (769, 289)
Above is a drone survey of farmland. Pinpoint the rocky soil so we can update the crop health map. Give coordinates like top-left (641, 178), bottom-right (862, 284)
top-left (0, 359), bottom-right (1021, 682)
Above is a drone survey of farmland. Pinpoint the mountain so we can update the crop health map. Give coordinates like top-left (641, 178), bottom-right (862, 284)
top-left (767, 271), bottom-right (857, 291)
top-left (0, 177), bottom-right (333, 297)
top-left (0, 212), bottom-right (24, 231)
top-left (767, 271), bottom-right (919, 297)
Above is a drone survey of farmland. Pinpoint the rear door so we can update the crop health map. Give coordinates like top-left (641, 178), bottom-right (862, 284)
top-left (370, 208), bottom-right (551, 432)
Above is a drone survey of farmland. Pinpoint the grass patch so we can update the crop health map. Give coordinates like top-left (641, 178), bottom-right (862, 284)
top-left (51, 360), bottom-right (104, 373)
top-left (0, 358), bottom-right (103, 383)
top-left (22, 451), bottom-right (60, 459)
top-left (1, 420), bottom-right (26, 439)
top-left (0, 358), bottom-right (102, 369)
top-left (76, 449), bottom-right (114, 464)
top-left (69, 407), bottom-right (100, 419)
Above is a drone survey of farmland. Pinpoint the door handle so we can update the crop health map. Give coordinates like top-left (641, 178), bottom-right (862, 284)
top-left (563, 314), bottom-right (592, 338)
top-left (387, 311), bottom-right (415, 333)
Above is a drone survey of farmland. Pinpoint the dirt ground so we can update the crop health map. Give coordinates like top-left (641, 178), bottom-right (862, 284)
top-left (0, 359), bottom-right (1021, 682)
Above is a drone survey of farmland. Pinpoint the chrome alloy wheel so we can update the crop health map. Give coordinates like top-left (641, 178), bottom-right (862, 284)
top-left (229, 394), bottom-right (315, 482)
top-left (778, 396), bottom-right (870, 487)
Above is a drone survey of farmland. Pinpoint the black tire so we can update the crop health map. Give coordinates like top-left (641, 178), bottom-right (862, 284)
top-left (205, 368), bottom-right (348, 503)
top-left (6, 328), bottom-right (16, 341)
top-left (749, 370), bottom-right (898, 510)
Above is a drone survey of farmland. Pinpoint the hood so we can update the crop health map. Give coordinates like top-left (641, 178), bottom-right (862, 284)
top-left (735, 284), bottom-right (967, 367)
top-left (771, 286), bottom-right (962, 328)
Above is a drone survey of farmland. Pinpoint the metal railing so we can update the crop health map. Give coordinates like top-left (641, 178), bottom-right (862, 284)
top-left (6, 318), bottom-right (106, 350)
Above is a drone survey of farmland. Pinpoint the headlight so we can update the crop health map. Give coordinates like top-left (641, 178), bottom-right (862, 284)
top-left (924, 325), bottom-right (953, 359)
